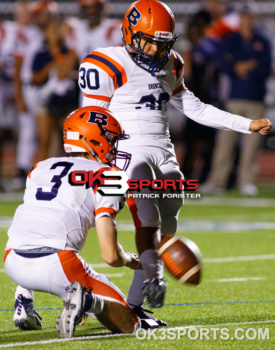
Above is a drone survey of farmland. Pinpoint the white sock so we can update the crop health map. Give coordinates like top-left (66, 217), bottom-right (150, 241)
top-left (15, 286), bottom-right (34, 300)
top-left (87, 293), bottom-right (104, 314)
top-left (140, 249), bottom-right (163, 280)
top-left (127, 269), bottom-right (146, 307)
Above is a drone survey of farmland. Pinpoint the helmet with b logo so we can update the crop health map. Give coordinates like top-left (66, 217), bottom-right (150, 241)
top-left (63, 106), bottom-right (131, 170)
top-left (122, 0), bottom-right (178, 75)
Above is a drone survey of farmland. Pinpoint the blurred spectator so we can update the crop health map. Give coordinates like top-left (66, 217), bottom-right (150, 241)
top-left (200, 0), bottom-right (240, 103)
top-left (201, 3), bottom-right (272, 195)
top-left (180, 9), bottom-right (220, 182)
top-left (0, 15), bottom-right (18, 192)
top-left (66, 0), bottom-right (123, 62)
top-left (0, 17), bottom-right (17, 134)
top-left (204, 0), bottom-right (239, 39)
top-left (0, 101), bottom-right (4, 192)
top-left (31, 0), bottom-right (59, 30)
top-left (10, 0), bottom-right (58, 190)
top-left (32, 18), bottom-right (78, 162)
top-left (11, 0), bottom-right (43, 190)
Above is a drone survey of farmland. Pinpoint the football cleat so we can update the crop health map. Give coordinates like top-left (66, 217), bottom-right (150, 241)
top-left (13, 294), bottom-right (42, 330)
top-left (56, 282), bottom-right (92, 338)
top-left (131, 304), bottom-right (168, 329)
top-left (142, 278), bottom-right (166, 308)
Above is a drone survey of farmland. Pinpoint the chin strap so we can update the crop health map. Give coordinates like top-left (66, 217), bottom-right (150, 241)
top-left (80, 136), bottom-right (103, 163)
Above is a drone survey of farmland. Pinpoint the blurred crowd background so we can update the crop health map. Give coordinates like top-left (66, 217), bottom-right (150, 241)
top-left (0, 0), bottom-right (275, 196)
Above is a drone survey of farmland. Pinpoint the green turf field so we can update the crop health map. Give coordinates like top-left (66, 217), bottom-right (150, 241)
top-left (0, 193), bottom-right (274, 349)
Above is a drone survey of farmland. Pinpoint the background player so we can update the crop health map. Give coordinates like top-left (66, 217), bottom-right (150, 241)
top-left (78, 0), bottom-right (272, 327)
top-left (11, 0), bottom-right (59, 189)
top-left (66, 0), bottom-right (122, 63)
top-left (5, 106), bottom-right (140, 336)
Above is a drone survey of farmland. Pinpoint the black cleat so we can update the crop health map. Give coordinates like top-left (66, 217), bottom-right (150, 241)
top-left (131, 304), bottom-right (168, 329)
top-left (142, 278), bottom-right (166, 308)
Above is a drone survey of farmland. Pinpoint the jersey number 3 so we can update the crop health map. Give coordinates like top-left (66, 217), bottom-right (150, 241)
top-left (36, 162), bottom-right (73, 201)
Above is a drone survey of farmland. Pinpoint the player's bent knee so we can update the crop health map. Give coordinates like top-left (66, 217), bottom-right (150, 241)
top-left (119, 321), bottom-right (135, 334)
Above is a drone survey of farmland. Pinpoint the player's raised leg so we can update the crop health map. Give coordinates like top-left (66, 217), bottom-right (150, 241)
top-left (125, 159), bottom-right (166, 312)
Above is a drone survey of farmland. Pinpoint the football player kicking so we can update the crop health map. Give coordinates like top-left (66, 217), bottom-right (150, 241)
top-left (78, 0), bottom-right (272, 328)
top-left (5, 106), bottom-right (140, 337)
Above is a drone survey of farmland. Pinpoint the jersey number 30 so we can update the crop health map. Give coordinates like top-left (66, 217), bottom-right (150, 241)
top-left (79, 68), bottom-right (100, 90)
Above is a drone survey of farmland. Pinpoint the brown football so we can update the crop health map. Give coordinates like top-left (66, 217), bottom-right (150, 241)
top-left (158, 234), bottom-right (202, 285)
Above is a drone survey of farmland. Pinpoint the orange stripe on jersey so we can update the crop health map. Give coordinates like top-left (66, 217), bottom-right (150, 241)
top-left (4, 248), bottom-right (12, 263)
top-left (58, 251), bottom-right (129, 308)
top-left (84, 93), bottom-right (111, 102)
top-left (83, 51), bottom-right (127, 90)
top-left (83, 56), bottom-right (120, 90)
top-left (28, 163), bottom-right (38, 179)
top-left (93, 51), bottom-right (127, 85)
top-left (172, 50), bottom-right (184, 79)
top-left (126, 196), bottom-right (142, 229)
top-left (172, 83), bottom-right (185, 96)
top-left (95, 207), bottom-right (117, 217)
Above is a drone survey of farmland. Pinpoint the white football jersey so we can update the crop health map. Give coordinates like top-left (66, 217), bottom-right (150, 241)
top-left (79, 46), bottom-right (252, 139)
top-left (13, 25), bottom-right (43, 84)
top-left (0, 21), bottom-right (18, 80)
top-left (66, 17), bottom-right (122, 61)
top-left (6, 157), bottom-right (124, 252)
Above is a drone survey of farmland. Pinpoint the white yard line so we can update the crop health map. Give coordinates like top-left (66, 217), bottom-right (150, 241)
top-left (1, 192), bottom-right (275, 206)
top-left (0, 218), bottom-right (13, 228)
top-left (89, 263), bottom-right (108, 268)
top-left (186, 197), bottom-right (275, 207)
top-left (1, 254), bottom-right (275, 274)
top-left (204, 254), bottom-right (275, 263)
top-left (105, 273), bottom-right (124, 278)
top-left (176, 221), bottom-right (275, 232)
top-left (116, 221), bottom-right (275, 232)
top-left (206, 277), bottom-right (266, 283)
top-left (0, 268), bottom-right (123, 277)
top-left (1, 218), bottom-right (275, 232)
top-left (0, 193), bottom-right (24, 202)
top-left (0, 320), bottom-right (274, 348)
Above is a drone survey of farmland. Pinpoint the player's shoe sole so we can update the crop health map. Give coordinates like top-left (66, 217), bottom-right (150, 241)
top-left (56, 282), bottom-right (87, 338)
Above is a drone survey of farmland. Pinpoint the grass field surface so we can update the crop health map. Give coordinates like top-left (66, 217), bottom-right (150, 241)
top-left (0, 189), bottom-right (274, 349)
